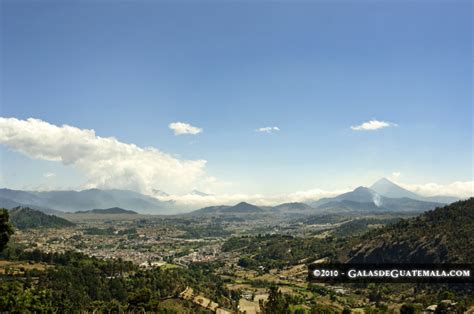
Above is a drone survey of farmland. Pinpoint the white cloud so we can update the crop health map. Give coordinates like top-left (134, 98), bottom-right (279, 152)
top-left (284, 188), bottom-right (348, 203)
top-left (398, 181), bottom-right (473, 199)
top-left (169, 122), bottom-right (202, 135)
top-left (391, 172), bottom-right (401, 179)
top-left (43, 172), bottom-right (56, 178)
top-left (156, 187), bottom-right (348, 209)
top-left (0, 117), bottom-right (207, 194)
top-left (256, 126), bottom-right (280, 133)
top-left (351, 119), bottom-right (397, 131)
top-left (157, 179), bottom-right (473, 210)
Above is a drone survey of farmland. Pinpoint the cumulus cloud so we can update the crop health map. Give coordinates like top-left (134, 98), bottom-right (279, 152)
top-left (169, 122), bottom-right (202, 135)
top-left (256, 126), bottom-right (280, 133)
top-left (398, 181), bottom-right (473, 199)
top-left (351, 119), bottom-right (397, 131)
top-left (43, 172), bottom-right (56, 178)
top-left (0, 117), bottom-right (207, 194)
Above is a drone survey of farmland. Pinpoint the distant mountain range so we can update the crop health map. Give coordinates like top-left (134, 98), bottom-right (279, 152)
top-left (9, 207), bottom-right (75, 229)
top-left (310, 186), bottom-right (443, 213)
top-left (0, 188), bottom-right (172, 214)
top-left (75, 207), bottom-right (138, 215)
top-left (0, 196), bottom-right (62, 214)
top-left (0, 178), bottom-right (461, 215)
top-left (191, 178), bottom-right (457, 216)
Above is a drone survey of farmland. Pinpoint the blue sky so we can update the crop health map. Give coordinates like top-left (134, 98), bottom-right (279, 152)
top-left (0, 0), bottom-right (472, 201)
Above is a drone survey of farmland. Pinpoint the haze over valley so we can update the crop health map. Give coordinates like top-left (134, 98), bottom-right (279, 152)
top-left (0, 178), bottom-right (462, 215)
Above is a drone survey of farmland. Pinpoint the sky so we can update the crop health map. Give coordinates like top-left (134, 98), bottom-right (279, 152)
top-left (0, 0), bottom-right (472, 205)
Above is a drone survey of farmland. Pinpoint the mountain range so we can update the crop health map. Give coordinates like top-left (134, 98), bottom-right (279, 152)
top-left (0, 178), bottom-right (461, 215)
top-left (309, 186), bottom-right (443, 213)
top-left (0, 188), bottom-right (172, 214)
top-left (191, 178), bottom-right (459, 216)
top-left (190, 185), bottom-right (453, 216)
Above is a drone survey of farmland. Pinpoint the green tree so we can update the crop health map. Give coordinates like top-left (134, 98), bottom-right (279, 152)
top-left (342, 307), bottom-right (351, 314)
top-left (0, 208), bottom-right (14, 252)
top-left (435, 302), bottom-right (449, 314)
top-left (260, 286), bottom-right (290, 314)
top-left (400, 303), bottom-right (417, 314)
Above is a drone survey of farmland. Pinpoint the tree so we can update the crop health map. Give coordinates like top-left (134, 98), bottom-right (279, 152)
top-left (400, 303), bottom-right (417, 314)
top-left (435, 302), bottom-right (449, 314)
top-left (342, 307), bottom-right (351, 314)
top-left (0, 209), bottom-right (14, 252)
top-left (260, 286), bottom-right (290, 314)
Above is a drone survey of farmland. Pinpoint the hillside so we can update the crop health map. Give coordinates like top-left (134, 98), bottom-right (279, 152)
top-left (342, 198), bottom-right (474, 263)
top-left (221, 202), bottom-right (263, 213)
top-left (272, 202), bottom-right (313, 213)
top-left (316, 200), bottom-right (382, 213)
top-left (9, 207), bottom-right (75, 229)
top-left (190, 202), bottom-right (264, 216)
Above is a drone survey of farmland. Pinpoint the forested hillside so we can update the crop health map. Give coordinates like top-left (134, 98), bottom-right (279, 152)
top-left (0, 248), bottom-right (237, 312)
top-left (9, 207), bottom-right (75, 229)
top-left (343, 198), bottom-right (474, 263)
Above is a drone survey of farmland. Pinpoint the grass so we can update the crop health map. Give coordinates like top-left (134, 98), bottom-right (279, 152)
top-left (0, 259), bottom-right (49, 274)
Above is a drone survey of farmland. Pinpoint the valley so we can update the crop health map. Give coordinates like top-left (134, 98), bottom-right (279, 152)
top-left (1, 179), bottom-right (473, 313)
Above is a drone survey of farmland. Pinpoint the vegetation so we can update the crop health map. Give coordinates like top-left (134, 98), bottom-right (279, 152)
top-left (0, 247), bottom-right (235, 312)
top-left (1, 199), bottom-right (473, 312)
top-left (344, 198), bottom-right (474, 263)
top-left (0, 208), bottom-right (14, 251)
top-left (259, 286), bottom-right (290, 313)
top-left (331, 217), bottom-right (400, 238)
top-left (224, 234), bottom-right (344, 269)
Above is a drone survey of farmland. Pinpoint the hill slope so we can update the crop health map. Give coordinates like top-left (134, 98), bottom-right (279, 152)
top-left (9, 207), bottom-right (75, 229)
top-left (221, 202), bottom-right (263, 213)
top-left (342, 198), bottom-right (474, 263)
top-left (190, 202), bottom-right (264, 216)
top-left (272, 202), bottom-right (313, 213)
